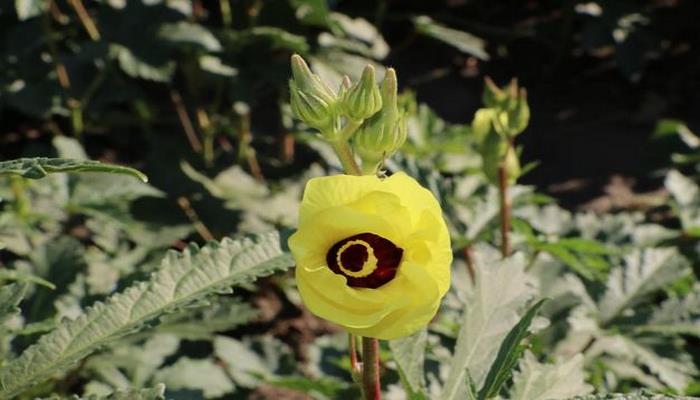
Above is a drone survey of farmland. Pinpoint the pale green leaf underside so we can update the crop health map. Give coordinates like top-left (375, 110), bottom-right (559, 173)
top-left (598, 248), bottom-right (690, 325)
top-left (565, 392), bottom-right (696, 400)
top-left (0, 232), bottom-right (292, 398)
top-left (0, 158), bottom-right (148, 182)
top-left (510, 351), bottom-right (592, 400)
top-left (390, 329), bottom-right (428, 396)
top-left (39, 383), bottom-right (165, 399)
top-left (0, 283), bottom-right (28, 325)
top-left (441, 250), bottom-right (537, 400)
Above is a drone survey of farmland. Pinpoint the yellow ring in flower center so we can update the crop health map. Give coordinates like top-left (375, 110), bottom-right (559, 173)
top-left (336, 240), bottom-right (379, 278)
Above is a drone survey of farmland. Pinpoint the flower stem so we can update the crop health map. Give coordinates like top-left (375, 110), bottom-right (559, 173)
top-left (349, 334), bottom-right (362, 384)
top-left (498, 162), bottom-right (511, 257)
top-left (362, 337), bottom-right (381, 400)
top-left (331, 140), bottom-right (363, 176)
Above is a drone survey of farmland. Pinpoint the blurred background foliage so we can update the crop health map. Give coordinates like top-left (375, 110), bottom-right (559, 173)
top-left (2, 0), bottom-right (699, 208)
top-left (2, 0), bottom-right (700, 398)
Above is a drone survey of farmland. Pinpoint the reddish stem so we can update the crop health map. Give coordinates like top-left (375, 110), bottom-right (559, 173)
top-left (498, 163), bottom-right (511, 258)
top-left (362, 337), bottom-right (381, 400)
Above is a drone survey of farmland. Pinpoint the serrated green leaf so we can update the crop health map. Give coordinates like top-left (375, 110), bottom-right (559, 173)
top-left (598, 248), bottom-right (690, 325)
top-left (214, 336), bottom-right (272, 388)
top-left (566, 391), bottom-right (696, 399)
top-left (38, 383), bottom-right (166, 399)
top-left (86, 334), bottom-right (180, 389)
top-left (0, 283), bottom-right (28, 325)
top-left (509, 351), bottom-right (592, 400)
top-left (153, 357), bottom-right (233, 398)
top-left (0, 158), bottom-right (147, 182)
top-left (155, 298), bottom-right (258, 340)
top-left (440, 251), bottom-right (538, 400)
top-left (587, 335), bottom-right (697, 392)
top-left (477, 299), bottom-right (547, 400)
top-left (0, 232), bottom-right (293, 398)
top-left (665, 170), bottom-right (700, 231)
top-left (638, 284), bottom-right (700, 337)
top-left (390, 329), bottom-right (427, 397)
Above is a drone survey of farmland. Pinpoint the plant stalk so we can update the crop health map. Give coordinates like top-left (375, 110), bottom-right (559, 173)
top-left (349, 334), bottom-right (362, 382)
top-left (331, 140), bottom-right (362, 176)
top-left (362, 337), bottom-right (381, 400)
top-left (498, 163), bottom-right (511, 257)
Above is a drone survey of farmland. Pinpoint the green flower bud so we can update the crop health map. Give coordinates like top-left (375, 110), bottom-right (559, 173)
top-left (481, 131), bottom-right (520, 185)
top-left (341, 65), bottom-right (382, 122)
top-left (500, 88), bottom-right (529, 138)
top-left (483, 76), bottom-right (508, 109)
top-left (338, 75), bottom-right (352, 99)
top-left (289, 54), bottom-right (337, 132)
top-left (471, 108), bottom-right (496, 144)
top-left (354, 68), bottom-right (406, 173)
top-left (482, 77), bottom-right (530, 139)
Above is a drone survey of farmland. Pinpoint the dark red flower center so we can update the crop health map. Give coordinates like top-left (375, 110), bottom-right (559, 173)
top-left (326, 232), bottom-right (403, 289)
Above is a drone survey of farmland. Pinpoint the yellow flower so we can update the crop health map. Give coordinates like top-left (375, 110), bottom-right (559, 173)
top-left (288, 172), bottom-right (452, 339)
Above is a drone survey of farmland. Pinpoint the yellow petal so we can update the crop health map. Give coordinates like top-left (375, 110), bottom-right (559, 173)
top-left (299, 174), bottom-right (381, 221)
top-left (289, 172), bottom-right (453, 339)
top-left (345, 260), bottom-right (442, 339)
top-left (296, 265), bottom-right (408, 328)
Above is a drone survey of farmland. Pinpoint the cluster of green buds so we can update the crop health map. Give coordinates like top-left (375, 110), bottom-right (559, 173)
top-left (289, 54), bottom-right (406, 175)
top-left (472, 77), bottom-right (530, 185)
top-left (353, 69), bottom-right (407, 174)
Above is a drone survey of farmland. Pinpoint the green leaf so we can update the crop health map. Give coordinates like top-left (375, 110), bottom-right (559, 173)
top-left (413, 16), bottom-right (489, 60)
top-left (665, 170), bottom-right (700, 231)
top-left (222, 26), bottom-right (309, 54)
top-left (0, 269), bottom-right (55, 289)
top-left (509, 351), bottom-right (592, 400)
top-left (86, 334), bottom-right (180, 388)
top-left (153, 357), bottom-right (233, 398)
top-left (389, 329), bottom-right (428, 397)
top-left (14, 0), bottom-right (46, 20)
top-left (0, 283), bottom-right (28, 325)
top-left (26, 236), bottom-right (87, 322)
top-left (0, 158), bottom-right (147, 182)
top-left (532, 242), bottom-right (599, 281)
top-left (110, 44), bottom-right (175, 83)
top-left (289, 0), bottom-right (331, 27)
top-left (159, 22), bottom-right (222, 52)
top-left (38, 384), bottom-right (166, 399)
top-left (638, 284), bottom-right (700, 337)
top-left (215, 335), bottom-right (294, 389)
top-left (99, 384), bottom-right (166, 400)
top-left (155, 298), bottom-right (258, 340)
top-left (566, 391), bottom-right (696, 399)
top-left (587, 335), bottom-right (697, 392)
top-left (214, 335), bottom-right (273, 388)
top-left (269, 375), bottom-right (351, 398)
top-left (440, 251), bottom-right (538, 400)
top-left (477, 299), bottom-right (547, 400)
top-left (598, 248), bottom-right (690, 325)
top-left (0, 232), bottom-right (293, 398)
